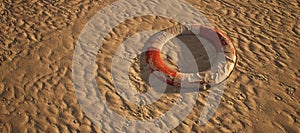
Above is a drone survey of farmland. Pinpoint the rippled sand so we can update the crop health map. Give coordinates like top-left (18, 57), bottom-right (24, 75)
top-left (0, 0), bottom-right (299, 132)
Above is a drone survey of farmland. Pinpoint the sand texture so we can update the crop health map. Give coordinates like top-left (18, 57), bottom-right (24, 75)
top-left (0, 0), bottom-right (300, 132)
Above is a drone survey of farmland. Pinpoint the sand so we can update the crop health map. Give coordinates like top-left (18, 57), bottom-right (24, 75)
top-left (0, 0), bottom-right (300, 132)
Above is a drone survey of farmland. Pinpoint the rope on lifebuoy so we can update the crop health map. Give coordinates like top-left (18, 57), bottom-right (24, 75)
top-left (145, 25), bottom-right (237, 89)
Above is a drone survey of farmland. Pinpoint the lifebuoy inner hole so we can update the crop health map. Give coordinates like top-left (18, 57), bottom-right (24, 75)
top-left (159, 33), bottom-right (217, 73)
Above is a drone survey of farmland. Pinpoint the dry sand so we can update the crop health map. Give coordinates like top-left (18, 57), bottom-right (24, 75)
top-left (0, 0), bottom-right (300, 132)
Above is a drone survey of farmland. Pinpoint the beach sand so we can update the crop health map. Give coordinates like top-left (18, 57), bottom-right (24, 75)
top-left (0, 0), bottom-right (299, 132)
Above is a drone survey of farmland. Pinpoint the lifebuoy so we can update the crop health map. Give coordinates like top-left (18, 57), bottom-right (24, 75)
top-left (145, 25), bottom-right (237, 89)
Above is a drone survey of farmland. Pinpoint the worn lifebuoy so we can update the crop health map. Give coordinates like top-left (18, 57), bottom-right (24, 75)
top-left (145, 25), bottom-right (237, 89)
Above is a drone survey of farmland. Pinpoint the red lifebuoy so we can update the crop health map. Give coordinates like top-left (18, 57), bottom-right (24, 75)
top-left (145, 25), bottom-right (237, 89)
